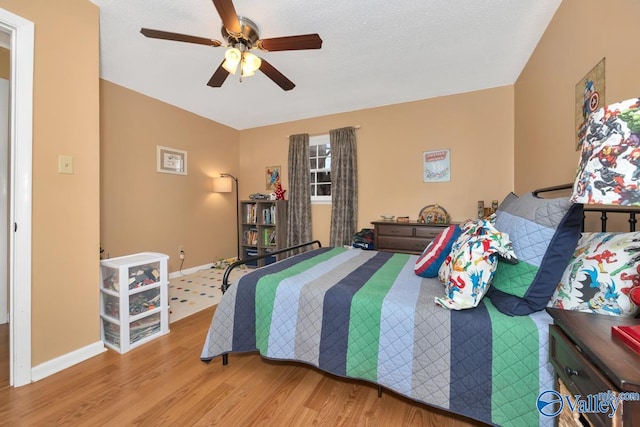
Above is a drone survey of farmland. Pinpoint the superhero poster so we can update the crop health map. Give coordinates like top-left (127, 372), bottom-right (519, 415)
top-left (266, 165), bottom-right (281, 190)
top-left (423, 149), bottom-right (450, 182)
top-left (575, 58), bottom-right (605, 151)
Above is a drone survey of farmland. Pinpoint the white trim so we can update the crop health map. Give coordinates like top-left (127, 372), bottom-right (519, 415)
top-left (311, 198), bottom-right (332, 205)
top-left (31, 342), bottom-right (106, 382)
top-left (168, 262), bottom-right (214, 279)
top-left (0, 7), bottom-right (34, 388)
top-left (0, 78), bottom-right (8, 324)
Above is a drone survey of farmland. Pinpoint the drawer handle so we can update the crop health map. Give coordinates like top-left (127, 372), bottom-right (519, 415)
top-left (564, 366), bottom-right (579, 377)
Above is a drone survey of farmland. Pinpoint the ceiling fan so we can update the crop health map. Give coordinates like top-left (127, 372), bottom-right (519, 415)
top-left (140, 0), bottom-right (322, 91)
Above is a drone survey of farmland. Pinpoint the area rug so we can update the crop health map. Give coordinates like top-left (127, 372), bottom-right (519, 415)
top-left (168, 266), bottom-right (251, 323)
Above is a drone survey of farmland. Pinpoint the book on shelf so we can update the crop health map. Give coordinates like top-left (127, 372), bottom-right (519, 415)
top-left (244, 228), bottom-right (258, 245)
top-left (261, 205), bottom-right (277, 224)
top-left (611, 324), bottom-right (640, 356)
top-left (245, 203), bottom-right (257, 223)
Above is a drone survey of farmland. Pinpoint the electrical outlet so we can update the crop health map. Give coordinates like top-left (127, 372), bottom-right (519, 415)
top-left (178, 246), bottom-right (185, 260)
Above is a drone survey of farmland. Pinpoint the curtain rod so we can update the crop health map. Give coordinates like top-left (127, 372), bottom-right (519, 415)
top-left (285, 125), bottom-right (360, 139)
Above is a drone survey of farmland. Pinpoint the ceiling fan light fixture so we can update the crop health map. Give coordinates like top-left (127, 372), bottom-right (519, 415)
top-left (222, 47), bottom-right (241, 74)
top-left (140, 0), bottom-right (323, 91)
top-left (241, 52), bottom-right (262, 77)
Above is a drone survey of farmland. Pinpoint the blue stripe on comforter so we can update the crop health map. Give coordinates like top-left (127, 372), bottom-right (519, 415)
top-left (449, 304), bottom-right (493, 421)
top-left (318, 251), bottom-right (394, 375)
top-left (231, 247), bottom-right (334, 351)
top-left (267, 249), bottom-right (365, 359)
top-left (377, 256), bottom-right (423, 395)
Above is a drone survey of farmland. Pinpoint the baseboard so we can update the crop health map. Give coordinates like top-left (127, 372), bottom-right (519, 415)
top-left (31, 341), bottom-right (106, 382)
top-left (169, 262), bottom-right (213, 279)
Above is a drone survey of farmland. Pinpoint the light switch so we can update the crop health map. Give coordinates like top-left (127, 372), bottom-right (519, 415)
top-left (58, 155), bottom-right (73, 174)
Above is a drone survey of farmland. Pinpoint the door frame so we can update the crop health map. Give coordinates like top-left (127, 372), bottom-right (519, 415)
top-left (0, 7), bottom-right (34, 387)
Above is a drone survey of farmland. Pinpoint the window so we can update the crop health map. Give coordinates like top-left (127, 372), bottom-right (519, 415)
top-left (309, 134), bottom-right (331, 203)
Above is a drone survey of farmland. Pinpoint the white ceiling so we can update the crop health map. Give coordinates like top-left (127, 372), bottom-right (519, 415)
top-left (90, 0), bottom-right (562, 130)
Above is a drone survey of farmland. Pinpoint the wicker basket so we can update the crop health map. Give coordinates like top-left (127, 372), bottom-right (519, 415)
top-left (418, 204), bottom-right (451, 225)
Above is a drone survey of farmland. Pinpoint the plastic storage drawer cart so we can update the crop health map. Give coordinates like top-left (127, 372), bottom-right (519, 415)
top-left (100, 252), bottom-right (169, 353)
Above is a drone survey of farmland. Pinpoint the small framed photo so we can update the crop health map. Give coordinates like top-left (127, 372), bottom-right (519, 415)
top-left (156, 145), bottom-right (187, 175)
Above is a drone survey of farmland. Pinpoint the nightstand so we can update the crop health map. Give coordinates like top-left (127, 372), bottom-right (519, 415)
top-left (547, 308), bottom-right (640, 426)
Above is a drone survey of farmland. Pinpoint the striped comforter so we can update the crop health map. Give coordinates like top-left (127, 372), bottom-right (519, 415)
top-left (201, 247), bottom-right (554, 426)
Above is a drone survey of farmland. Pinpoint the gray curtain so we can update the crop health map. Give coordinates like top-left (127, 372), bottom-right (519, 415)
top-left (287, 133), bottom-right (312, 249)
top-left (329, 127), bottom-right (358, 247)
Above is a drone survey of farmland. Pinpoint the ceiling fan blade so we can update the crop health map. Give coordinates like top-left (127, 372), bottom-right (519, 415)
top-left (140, 28), bottom-right (222, 47)
top-left (257, 34), bottom-right (322, 52)
top-left (207, 61), bottom-right (230, 87)
top-left (212, 0), bottom-right (241, 34)
top-left (259, 59), bottom-right (295, 91)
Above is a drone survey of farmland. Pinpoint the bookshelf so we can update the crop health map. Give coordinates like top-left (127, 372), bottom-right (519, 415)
top-left (240, 200), bottom-right (288, 267)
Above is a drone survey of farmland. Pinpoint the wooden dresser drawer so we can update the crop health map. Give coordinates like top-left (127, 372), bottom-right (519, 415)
top-left (549, 325), bottom-right (622, 426)
top-left (377, 236), bottom-right (429, 253)
top-left (375, 224), bottom-right (414, 237)
top-left (414, 227), bottom-right (444, 239)
top-left (371, 221), bottom-right (452, 255)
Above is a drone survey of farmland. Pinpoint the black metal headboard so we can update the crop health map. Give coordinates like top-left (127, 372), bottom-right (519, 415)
top-left (533, 184), bottom-right (638, 232)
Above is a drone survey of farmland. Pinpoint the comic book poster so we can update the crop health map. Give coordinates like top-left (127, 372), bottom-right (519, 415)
top-left (575, 58), bottom-right (605, 150)
top-left (423, 149), bottom-right (450, 182)
top-left (266, 166), bottom-right (281, 190)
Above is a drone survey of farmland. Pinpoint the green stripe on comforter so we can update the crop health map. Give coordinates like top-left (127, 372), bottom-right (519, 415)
top-left (486, 298), bottom-right (540, 427)
top-left (346, 253), bottom-right (410, 380)
top-left (255, 247), bottom-right (348, 353)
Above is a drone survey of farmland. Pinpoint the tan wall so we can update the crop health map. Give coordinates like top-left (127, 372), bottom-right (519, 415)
top-left (100, 81), bottom-right (240, 272)
top-left (0, 0), bottom-right (100, 365)
top-left (0, 47), bottom-right (8, 80)
top-left (239, 86), bottom-right (515, 245)
top-left (514, 0), bottom-right (640, 194)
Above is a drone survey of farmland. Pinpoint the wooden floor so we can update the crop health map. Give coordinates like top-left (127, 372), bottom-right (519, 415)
top-left (0, 307), bottom-right (484, 426)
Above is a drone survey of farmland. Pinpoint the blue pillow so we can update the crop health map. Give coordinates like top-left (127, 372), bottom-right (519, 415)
top-left (486, 192), bottom-right (583, 315)
top-left (414, 224), bottom-right (462, 278)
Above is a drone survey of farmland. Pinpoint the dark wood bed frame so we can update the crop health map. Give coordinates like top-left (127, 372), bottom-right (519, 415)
top-left (220, 240), bottom-right (323, 294)
top-left (532, 183), bottom-right (637, 232)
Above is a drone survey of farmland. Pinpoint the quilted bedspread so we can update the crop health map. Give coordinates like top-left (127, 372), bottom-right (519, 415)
top-left (201, 247), bottom-right (554, 427)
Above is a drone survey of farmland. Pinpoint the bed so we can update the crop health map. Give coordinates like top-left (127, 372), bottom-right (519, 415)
top-left (201, 185), bottom-right (639, 427)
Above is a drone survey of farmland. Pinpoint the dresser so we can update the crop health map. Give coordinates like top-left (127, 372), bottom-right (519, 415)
top-left (547, 308), bottom-right (640, 426)
top-left (370, 221), bottom-right (450, 254)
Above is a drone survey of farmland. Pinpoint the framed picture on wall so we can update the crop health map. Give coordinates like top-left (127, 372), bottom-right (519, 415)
top-left (156, 145), bottom-right (187, 175)
top-left (575, 57), bottom-right (605, 150)
top-left (266, 165), bottom-right (281, 190)
top-left (423, 149), bottom-right (450, 182)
